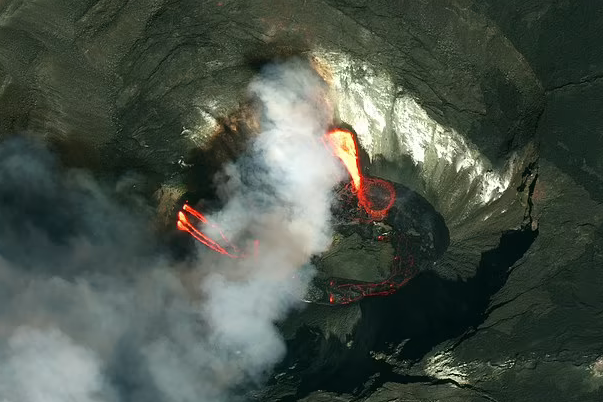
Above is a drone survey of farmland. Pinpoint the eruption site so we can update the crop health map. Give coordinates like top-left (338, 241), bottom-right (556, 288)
top-left (177, 118), bottom-right (433, 306)
top-left (3, 0), bottom-right (590, 400)
top-left (177, 204), bottom-right (258, 258)
top-left (177, 127), bottom-right (395, 261)
top-left (322, 128), bottom-right (396, 220)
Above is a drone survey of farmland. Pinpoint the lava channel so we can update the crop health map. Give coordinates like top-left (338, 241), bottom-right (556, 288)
top-left (177, 203), bottom-right (258, 258)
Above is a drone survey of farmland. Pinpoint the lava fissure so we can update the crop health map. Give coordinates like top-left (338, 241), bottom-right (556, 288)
top-left (177, 204), bottom-right (257, 258)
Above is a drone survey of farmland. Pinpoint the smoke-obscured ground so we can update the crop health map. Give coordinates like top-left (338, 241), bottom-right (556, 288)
top-left (0, 60), bottom-right (344, 402)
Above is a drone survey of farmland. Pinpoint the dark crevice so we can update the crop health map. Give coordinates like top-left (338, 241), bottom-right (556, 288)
top-left (525, 171), bottom-right (539, 224)
top-left (485, 279), bottom-right (543, 317)
top-left (516, 160), bottom-right (538, 192)
top-left (545, 73), bottom-right (603, 93)
top-left (430, 379), bottom-right (500, 402)
top-left (516, 158), bottom-right (539, 227)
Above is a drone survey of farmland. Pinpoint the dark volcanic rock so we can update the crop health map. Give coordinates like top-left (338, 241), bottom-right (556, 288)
top-left (0, 0), bottom-right (541, 201)
top-left (2, 1), bottom-right (602, 402)
top-left (308, 179), bottom-right (449, 304)
top-left (477, 1), bottom-right (603, 202)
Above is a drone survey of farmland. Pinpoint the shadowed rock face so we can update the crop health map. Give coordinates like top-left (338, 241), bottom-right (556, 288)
top-left (1, 1), bottom-right (602, 401)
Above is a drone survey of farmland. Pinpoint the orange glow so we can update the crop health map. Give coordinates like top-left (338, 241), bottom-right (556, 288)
top-left (183, 204), bottom-right (207, 223)
top-left (357, 177), bottom-right (396, 220)
top-left (323, 129), bottom-right (362, 191)
top-left (323, 129), bottom-right (395, 220)
top-left (177, 127), bottom-right (395, 260)
top-left (177, 203), bottom-right (257, 258)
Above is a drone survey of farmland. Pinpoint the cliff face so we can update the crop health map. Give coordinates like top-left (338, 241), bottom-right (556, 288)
top-left (0, 1), bottom-right (601, 401)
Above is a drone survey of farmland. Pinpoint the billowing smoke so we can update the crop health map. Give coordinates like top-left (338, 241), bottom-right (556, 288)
top-left (0, 327), bottom-right (116, 401)
top-left (199, 58), bottom-right (344, 381)
top-left (0, 59), bottom-right (343, 401)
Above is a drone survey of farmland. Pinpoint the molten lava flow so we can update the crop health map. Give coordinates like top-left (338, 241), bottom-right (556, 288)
top-left (323, 129), bottom-right (362, 191)
top-left (323, 129), bottom-right (395, 220)
top-left (321, 128), bottom-right (414, 304)
top-left (176, 128), bottom-right (401, 303)
top-left (177, 204), bottom-right (258, 258)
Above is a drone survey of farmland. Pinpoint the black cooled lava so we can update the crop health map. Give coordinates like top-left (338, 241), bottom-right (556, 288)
top-left (305, 177), bottom-right (449, 305)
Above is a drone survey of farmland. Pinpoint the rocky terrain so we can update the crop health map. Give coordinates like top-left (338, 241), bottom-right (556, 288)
top-left (1, 1), bottom-right (602, 401)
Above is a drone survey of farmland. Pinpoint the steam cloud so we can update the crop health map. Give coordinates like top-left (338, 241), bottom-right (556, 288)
top-left (0, 60), bottom-right (343, 401)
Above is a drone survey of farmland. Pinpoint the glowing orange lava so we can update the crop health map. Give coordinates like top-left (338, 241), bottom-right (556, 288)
top-left (323, 129), bottom-right (362, 191)
top-left (177, 204), bottom-right (258, 258)
top-left (178, 128), bottom-right (395, 259)
top-left (323, 129), bottom-right (395, 220)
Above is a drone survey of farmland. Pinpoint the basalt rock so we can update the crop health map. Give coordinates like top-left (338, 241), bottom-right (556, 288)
top-left (1, 1), bottom-right (602, 401)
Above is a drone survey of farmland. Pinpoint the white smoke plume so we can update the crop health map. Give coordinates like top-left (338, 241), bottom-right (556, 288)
top-left (198, 57), bottom-right (345, 384)
top-left (0, 59), bottom-right (343, 401)
top-left (0, 327), bottom-right (116, 402)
